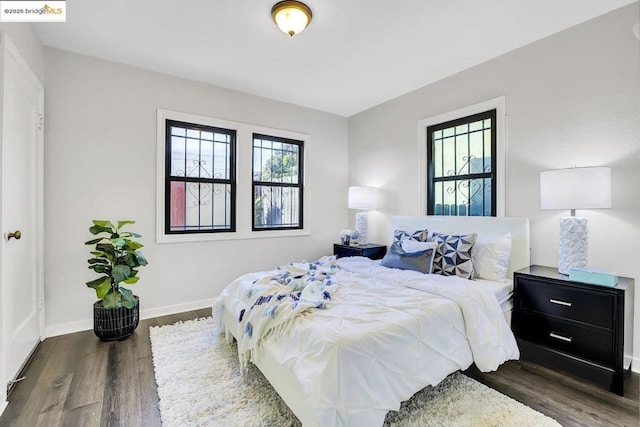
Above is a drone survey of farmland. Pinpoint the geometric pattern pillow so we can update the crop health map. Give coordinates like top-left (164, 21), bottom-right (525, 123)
top-left (431, 232), bottom-right (478, 279)
top-left (393, 227), bottom-right (429, 245)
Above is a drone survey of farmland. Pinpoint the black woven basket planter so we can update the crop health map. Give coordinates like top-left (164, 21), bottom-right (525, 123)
top-left (93, 296), bottom-right (140, 341)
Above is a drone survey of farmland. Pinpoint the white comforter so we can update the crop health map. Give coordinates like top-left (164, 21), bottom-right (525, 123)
top-left (213, 256), bottom-right (519, 426)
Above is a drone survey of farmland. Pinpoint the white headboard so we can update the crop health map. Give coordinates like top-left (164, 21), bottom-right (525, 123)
top-left (390, 216), bottom-right (530, 278)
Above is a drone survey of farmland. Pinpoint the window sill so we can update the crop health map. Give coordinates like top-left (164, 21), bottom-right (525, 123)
top-left (156, 228), bottom-right (310, 244)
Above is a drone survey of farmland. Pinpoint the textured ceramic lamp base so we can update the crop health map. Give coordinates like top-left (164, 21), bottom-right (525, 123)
top-left (355, 212), bottom-right (368, 245)
top-left (559, 217), bottom-right (588, 275)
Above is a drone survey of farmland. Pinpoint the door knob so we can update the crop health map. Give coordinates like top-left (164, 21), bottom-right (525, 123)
top-left (7, 230), bottom-right (21, 240)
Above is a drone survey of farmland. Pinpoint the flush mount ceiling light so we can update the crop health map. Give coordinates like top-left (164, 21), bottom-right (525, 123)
top-left (271, 1), bottom-right (312, 37)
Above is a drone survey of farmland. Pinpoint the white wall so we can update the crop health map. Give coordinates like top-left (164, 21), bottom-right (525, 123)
top-left (43, 48), bottom-right (349, 335)
top-left (348, 3), bottom-right (640, 368)
top-left (0, 24), bottom-right (44, 83)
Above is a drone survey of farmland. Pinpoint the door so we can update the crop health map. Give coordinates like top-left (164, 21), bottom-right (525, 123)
top-left (0, 33), bottom-right (44, 401)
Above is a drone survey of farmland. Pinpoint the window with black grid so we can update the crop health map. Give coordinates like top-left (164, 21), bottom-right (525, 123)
top-left (427, 109), bottom-right (496, 216)
top-left (165, 119), bottom-right (236, 233)
top-left (252, 134), bottom-right (303, 230)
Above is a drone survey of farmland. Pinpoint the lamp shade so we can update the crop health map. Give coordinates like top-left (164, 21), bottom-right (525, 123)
top-left (348, 186), bottom-right (378, 210)
top-left (540, 167), bottom-right (611, 210)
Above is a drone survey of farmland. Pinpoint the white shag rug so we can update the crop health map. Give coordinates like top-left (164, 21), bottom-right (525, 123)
top-left (150, 317), bottom-right (561, 427)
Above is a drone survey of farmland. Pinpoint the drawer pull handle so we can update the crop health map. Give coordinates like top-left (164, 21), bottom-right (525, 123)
top-left (550, 332), bottom-right (572, 343)
top-left (549, 298), bottom-right (572, 307)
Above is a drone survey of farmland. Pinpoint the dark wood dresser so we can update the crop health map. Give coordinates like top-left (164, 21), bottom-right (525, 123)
top-left (512, 265), bottom-right (634, 395)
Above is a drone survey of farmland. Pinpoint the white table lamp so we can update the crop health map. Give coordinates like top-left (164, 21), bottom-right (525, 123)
top-left (540, 166), bottom-right (611, 275)
top-left (348, 186), bottom-right (378, 246)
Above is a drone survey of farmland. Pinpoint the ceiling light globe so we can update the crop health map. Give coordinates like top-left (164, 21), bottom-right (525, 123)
top-left (271, 1), bottom-right (312, 37)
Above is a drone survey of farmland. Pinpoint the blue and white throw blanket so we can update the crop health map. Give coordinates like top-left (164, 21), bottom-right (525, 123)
top-left (215, 255), bottom-right (337, 370)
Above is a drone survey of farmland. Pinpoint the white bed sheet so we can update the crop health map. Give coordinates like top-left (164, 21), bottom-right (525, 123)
top-left (475, 277), bottom-right (513, 314)
top-left (214, 256), bottom-right (519, 426)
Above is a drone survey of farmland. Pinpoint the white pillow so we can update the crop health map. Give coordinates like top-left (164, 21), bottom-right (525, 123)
top-left (472, 233), bottom-right (512, 282)
top-left (401, 240), bottom-right (438, 254)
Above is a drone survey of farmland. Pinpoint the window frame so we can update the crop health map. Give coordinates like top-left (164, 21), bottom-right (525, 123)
top-left (164, 119), bottom-right (237, 235)
top-left (417, 96), bottom-right (507, 217)
top-left (156, 109), bottom-right (310, 243)
top-left (426, 109), bottom-right (497, 216)
top-left (252, 133), bottom-right (304, 231)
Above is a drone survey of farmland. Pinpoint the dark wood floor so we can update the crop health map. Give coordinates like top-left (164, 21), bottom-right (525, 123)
top-left (465, 361), bottom-right (639, 427)
top-left (1, 309), bottom-right (638, 426)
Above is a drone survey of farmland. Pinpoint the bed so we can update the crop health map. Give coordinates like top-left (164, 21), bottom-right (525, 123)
top-left (213, 215), bottom-right (530, 426)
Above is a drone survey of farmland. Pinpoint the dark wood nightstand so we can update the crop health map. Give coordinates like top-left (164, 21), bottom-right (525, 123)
top-left (333, 243), bottom-right (387, 260)
top-left (512, 265), bottom-right (634, 396)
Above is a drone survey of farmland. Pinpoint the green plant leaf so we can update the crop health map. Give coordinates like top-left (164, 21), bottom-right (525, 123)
top-left (136, 252), bottom-right (148, 266)
top-left (125, 240), bottom-right (143, 250)
top-left (88, 264), bottom-right (110, 274)
top-left (123, 276), bottom-right (139, 285)
top-left (87, 220), bottom-right (147, 302)
top-left (122, 252), bottom-right (133, 266)
top-left (86, 276), bottom-right (110, 289)
top-left (91, 251), bottom-right (113, 262)
top-left (93, 220), bottom-right (115, 228)
top-left (124, 253), bottom-right (142, 268)
top-left (103, 290), bottom-right (122, 309)
top-left (89, 224), bottom-right (114, 235)
top-left (111, 238), bottom-right (126, 248)
top-left (86, 276), bottom-right (111, 299)
top-left (96, 243), bottom-right (115, 251)
top-left (117, 220), bottom-right (135, 229)
top-left (95, 278), bottom-right (112, 299)
top-left (84, 238), bottom-right (105, 245)
top-left (112, 265), bottom-right (131, 283)
top-left (120, 287), bottom-right (137, 309)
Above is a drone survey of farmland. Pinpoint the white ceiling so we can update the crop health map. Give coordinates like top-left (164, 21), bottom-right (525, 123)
top-left (35, 0), bottom-right (636, 117)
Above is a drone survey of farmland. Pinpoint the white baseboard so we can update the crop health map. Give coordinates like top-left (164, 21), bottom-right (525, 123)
top-left (44, 298), bottom-right (214, 338)
top-left (140, 298), bottom-right (214, 321)
top-left (45, 318), bottom-right (93, 338)
top-left (632, 356), bottom-right (640, 374)
top-left (0, 399), bottom-right (7, 418)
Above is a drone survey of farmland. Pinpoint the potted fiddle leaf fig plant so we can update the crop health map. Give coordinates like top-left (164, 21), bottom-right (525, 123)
top-left (85, 220), bottom-right (148, 341)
